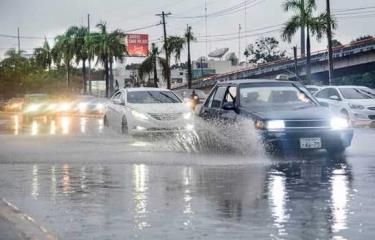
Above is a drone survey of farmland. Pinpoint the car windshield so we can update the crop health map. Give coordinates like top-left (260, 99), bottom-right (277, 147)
top-left (339, 88), bottom-right (374, 99)
top-left (127, 91), bottom-right (181, 104)
top-left (239, 83), bottom-right (315, 109)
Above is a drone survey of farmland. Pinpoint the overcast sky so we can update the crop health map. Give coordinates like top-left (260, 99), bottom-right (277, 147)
top-left (0, 0), bottom-right (374, 64)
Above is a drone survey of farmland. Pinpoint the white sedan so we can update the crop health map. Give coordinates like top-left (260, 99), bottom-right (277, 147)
top-left (103, 88), bottom-right (194, 135)
top-left (315, 85), bottom-right (375, 126)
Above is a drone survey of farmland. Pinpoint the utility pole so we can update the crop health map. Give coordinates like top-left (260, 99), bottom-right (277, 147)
top-left (204, 0), bottom-right (208, 58)
top-left (87, 14), bottom-right (92, 95)
top-left (238, 24), bottom-right (241, 62)
top-left (156, 11), bottom-right (171, 89)
top-left (301, 0), bottom-right (306, 57)
top-left (326, 0), bottom-right (334, 85)
top-left (186, 25), bottom-right (192, 89)
top-left (293, 46), bottom-right (299, 80)
top-left (17, 27), bottom-right (20, 53)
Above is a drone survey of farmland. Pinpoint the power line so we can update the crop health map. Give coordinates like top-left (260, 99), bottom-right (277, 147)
top-left (194, 24), bottom-right (282, 38)
top-left (170, 0), bottom-right (264, 19)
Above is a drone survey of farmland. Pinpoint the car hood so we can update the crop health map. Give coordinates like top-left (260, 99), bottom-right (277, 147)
top-left (128, 103), bottom-right (190, 114)
top-left (241, 105), bottom-right (334, 120)
top-left (346, 99), bottom-right (375, 106)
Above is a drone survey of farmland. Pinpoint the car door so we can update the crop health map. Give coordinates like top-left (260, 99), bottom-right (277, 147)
top-left (199, 87), bottom-right (217, 120)
top-left (218, 85), bottom-right (238, 122)
top-left (108, 91), bottom-right (122, 124)
top-left (200, 86), bottom-right (227, 120)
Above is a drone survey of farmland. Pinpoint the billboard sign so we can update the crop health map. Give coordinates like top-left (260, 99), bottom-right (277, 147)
top-left (126, 34), bottom-right (149, 57)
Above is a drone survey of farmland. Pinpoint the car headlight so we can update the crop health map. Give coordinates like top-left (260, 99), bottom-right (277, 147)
top-left (183, 112), bottom-right (192, 119)
top-left (96, 103), bottom-right (104, 110)
top-left (26, 104), bottom-right (40, 112)
top-left (330, 117), bottom-right (349, 130)
top-left (348, 103), bottom-right (365, 110)
top-left (266, 120), bottom-right (285, 129)
top-left (59, 102), bottom-right (71, 111)
top-left (78, 102), bottom-right (88, 112)
top-left (132, 110), bottom-right (149, 120)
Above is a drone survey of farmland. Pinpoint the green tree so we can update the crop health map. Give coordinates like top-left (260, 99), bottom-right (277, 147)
top-left (245, 37), bottom-right (286, 64)
top-left (226, 52), bottom-right (239, 66)
top-left (107, 29), bottom-right (126, 94)
top-left (33, 39), bottom-right (52, 70)
top-left (87, 22), bottom-right (126, 97)
top-left (281, 0), bottom-right (333, 83)
top-left (52, 30), bottom-right (75, 88)
top-left (67, 26), bottom-right (90, 93)
top-left (138, 43), bottom-right (170, 87)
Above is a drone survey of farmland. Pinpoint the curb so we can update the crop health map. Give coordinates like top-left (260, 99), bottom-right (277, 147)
top-left (0, 198), bottom-right (57, 240)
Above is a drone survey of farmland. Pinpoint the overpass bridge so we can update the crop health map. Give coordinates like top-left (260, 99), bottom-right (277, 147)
top-left (182, 38), bottom-right (375, 91)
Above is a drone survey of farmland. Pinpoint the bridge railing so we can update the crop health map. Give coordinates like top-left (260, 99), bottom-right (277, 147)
top-left (193, 37), bottom-right (375, 85)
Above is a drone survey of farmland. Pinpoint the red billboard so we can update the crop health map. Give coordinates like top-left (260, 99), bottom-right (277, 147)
top-left (126, 34), bottom-right (149, 57)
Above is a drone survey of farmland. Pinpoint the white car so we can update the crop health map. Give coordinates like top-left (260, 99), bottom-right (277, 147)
top-left (315, 85), bottom-right (375, 126)
top-left (103, 88), bottom-right (194, 135)
top-left (305, 85), bottom-right (323, 95)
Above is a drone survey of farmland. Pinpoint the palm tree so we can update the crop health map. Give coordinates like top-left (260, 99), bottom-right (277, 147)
top-left (138, 43), bottom-right (170, 87)
top-left (33, 39), bottom-right (52, 70)
top-left (281, 0), bottom-right (328, 83)
top-left (52, 31), bottom-right (75, 88)
top-left (107, 29), bottom-right (126, 94)
top-left (68, 26), bottom-right (90, 93)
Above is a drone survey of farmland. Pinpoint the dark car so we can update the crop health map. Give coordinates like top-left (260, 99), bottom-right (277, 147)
top-left (198, 79), bottom-right (354, 154)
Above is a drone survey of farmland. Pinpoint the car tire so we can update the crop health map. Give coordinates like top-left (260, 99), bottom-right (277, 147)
top-left (103, 115), bottom-right (109, 127)
top-left (121, 116), bottom-right (128, 135)
top-left (340, 110), bottom-right (350, 121)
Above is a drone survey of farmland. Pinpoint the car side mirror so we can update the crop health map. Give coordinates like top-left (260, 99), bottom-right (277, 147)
top-left (329, 95), bottom-right (340, 101)
top-left (113, 99), bottom-right (124, 105)
top-left (222, 102), bottom-right (235, 110)
top-left (319, 101), bottom-right (329, 107)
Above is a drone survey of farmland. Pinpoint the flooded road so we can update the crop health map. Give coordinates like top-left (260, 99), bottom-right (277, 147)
top-left (0, 112), bottom-right (375, 239)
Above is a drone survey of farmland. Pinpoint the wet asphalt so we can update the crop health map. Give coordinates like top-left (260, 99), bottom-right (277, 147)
top-left (0, 112), bottom-right (374, 240)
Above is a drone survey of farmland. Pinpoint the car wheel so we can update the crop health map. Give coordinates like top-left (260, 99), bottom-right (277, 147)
top-left (340, 110), bottom-right (350, 121)
top-left (121, 116), bottom-right (128, 135)
top-left (103, 115), bottom-right (109, 127)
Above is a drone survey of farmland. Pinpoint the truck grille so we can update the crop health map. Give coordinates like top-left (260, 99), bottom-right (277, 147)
top-left (369, 115), bottom-right (375, 120)
top-left (284, 120), bottom-right (330, 128)
top-left (149, 113), bottom-right (183, 121)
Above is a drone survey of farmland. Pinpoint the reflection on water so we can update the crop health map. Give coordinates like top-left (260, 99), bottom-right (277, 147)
top-left (50, 166), bottom-right (57, 201)
top-left (50, 120), bottom-right (56, 135)
top-left (80, 118), bottom-right (87, 133)
top-left (268, 172), bottom-right (289, 237)
top-left (31, 165), bottom-right (39, 199)
top-left (31, 120), bottom-right (39, 136)
top-left (13, 156), bottom-right (357, 240)
top-left (132, 164), bottom-right (149, 230)
top-left (62, 164), bottom-right (71, 194)
top-left (3, 115), bottom-right (104, 136)
top-left (331, 168), bottom-right (350, 233)
top-left (183, 167), bottom-right (194, 226)
top-left (61, 116), bottom-right (70, 135)
top-left (12, 114), bottom-right (19, 135)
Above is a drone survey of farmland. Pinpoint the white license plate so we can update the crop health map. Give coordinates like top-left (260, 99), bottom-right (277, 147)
top-left (300, 138), bottom-right (322, 149)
